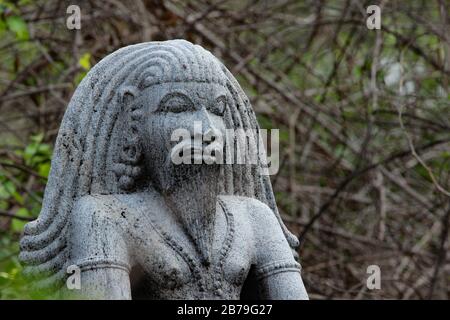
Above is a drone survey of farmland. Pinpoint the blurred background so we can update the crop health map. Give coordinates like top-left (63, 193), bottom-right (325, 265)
top-left (0, 0), bottom-right (449, 299)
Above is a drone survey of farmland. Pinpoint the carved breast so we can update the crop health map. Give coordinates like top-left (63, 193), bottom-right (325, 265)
top-left (120, 195), bottom-right (256, 299)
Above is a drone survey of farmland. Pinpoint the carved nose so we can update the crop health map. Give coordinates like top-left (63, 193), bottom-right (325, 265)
top-left (195, 107), bottom-right (219, 137)
top-left (189, 108), bottom-right (221, 149)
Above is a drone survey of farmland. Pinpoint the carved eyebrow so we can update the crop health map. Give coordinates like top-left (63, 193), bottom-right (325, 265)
top-left (214, 94), bottom-right (227, 101)
top-left (157, 92), bottom-right (195, 113)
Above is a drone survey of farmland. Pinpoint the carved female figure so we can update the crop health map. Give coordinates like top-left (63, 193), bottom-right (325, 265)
top-left (19, 40), bottom-right (308, 300)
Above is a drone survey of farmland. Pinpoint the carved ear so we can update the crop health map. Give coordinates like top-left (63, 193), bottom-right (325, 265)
top-left (119, 86), bottom-right (138, 106)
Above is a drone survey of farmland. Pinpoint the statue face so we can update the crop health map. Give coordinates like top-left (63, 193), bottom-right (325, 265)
top-left (136, 82), bottom-right (228, 189)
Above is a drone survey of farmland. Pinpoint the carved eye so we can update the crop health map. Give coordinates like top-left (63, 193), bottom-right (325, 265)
top-left (157, 93), bottom-right (194, 113)
top-left (210, 96), bottom-right (227, 116)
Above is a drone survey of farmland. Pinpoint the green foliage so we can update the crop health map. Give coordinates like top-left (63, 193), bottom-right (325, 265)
top-left (74, 53), bottom-right (92, 85)
top-left (5, 15), bottom-right (28, 40)
top-left (20, 133), bottom-right (52, 177)
top-left (0, 0), bottom-right (29, 40)
top-left (0, 134), bottom-right (52, 299)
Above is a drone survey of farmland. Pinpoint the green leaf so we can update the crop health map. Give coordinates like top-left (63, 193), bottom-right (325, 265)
top-left (38, 162), bottom-right (50, 178)
top-left (24, 143), bottom-right (38, 165)
top-left (79, 53), bottom-right (91, 70)
top-left (0, 18), bottom-right (6, 35)
top-left (11, 208), bottom-right (30, 232)
top-left (0, 200), bottom-right (8, 210)
top-left (74, 71), bottom-right (87, 85)
top-left (4, 180), bottom-right (16, 195)
top-left (0, 184), bottom-right (10, 200)
top-left (0, 272), bottom-right (12, 280)
top-left (11, 219), bottom-right (26, 233)
top-left (441, 151), bottom-right (450, 159)
top-left (17, 207), bottom-right (30, 217)
top-left (11, 191), bottom-right (23, 204)
top-left (37, 143), bottom-right (51, 155)
top-left (6, 15), bottom-right (29, 40)
top-left (31, 133), bottom-right (44, 144)
top-left (18, 0), bottom-right (33, 6)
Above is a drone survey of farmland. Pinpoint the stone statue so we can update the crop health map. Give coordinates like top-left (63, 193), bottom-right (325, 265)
top-left (19, 40), bottom-right (308, 300)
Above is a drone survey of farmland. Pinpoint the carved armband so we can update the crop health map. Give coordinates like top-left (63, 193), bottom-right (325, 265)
top-left (76, 257), bottom-right (131, 273)
top-left (254, 260), bottom-right (302, 281)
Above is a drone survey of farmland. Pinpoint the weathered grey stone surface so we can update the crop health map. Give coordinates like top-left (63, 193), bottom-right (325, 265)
top-left (19, 40), bottom-right (308, 300)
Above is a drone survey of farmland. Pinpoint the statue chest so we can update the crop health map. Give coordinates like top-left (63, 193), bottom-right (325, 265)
top-left (123, 198), bottom-right (256, 299)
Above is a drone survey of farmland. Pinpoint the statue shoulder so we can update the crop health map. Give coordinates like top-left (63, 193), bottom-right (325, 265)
top-left (219, 195), bottom-right (278, 231)
top-left (221, 196), bottom-right (300, 279)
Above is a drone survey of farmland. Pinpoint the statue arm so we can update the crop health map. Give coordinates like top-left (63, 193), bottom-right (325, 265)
top-left (70, 268), bottom-right (131, 300)
top-left (249, 199), bottom-right (309, 300)
top-left (68, 196), bottom-right (132, 299)
top-left (253, 264), bottom-right (308, 300)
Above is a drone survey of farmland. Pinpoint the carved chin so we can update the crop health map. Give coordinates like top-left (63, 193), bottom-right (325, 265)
top-left (156, 157), bottom-right (220, 195)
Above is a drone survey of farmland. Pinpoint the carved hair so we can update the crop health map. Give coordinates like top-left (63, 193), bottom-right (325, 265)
top-left (113, 86), bottom-right (144, 191)
top-left (19, 40), bottom-right (299, 294)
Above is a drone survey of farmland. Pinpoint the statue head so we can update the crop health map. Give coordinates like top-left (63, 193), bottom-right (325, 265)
top-left (113, 48), bottom-right (230, 194)
top-left (19, 40), bottom-right (299, 294)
